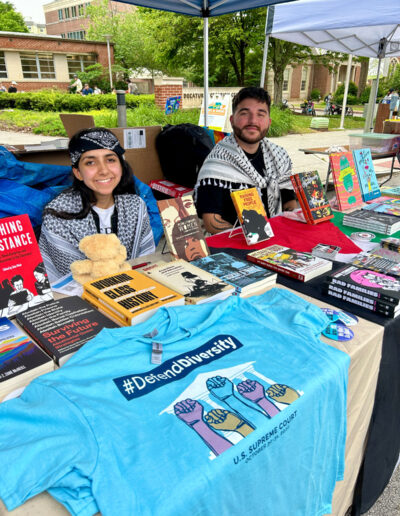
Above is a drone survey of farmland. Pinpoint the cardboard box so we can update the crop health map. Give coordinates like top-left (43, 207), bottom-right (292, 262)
top-left (383, 120), bottom-right (400, 135)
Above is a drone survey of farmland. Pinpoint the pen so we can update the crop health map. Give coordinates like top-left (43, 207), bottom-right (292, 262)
top-left (131, 262), bottom-right (150, 270)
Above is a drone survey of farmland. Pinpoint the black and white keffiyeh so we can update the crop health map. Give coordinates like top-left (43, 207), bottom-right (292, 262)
top-left (69, 129), bottom-right (125, 167)
top-left (39, 191), bottom-right (155, 282)
top-left (194, 133), bottom-right (293, 216)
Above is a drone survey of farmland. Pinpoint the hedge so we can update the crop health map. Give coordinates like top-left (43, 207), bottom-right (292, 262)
top-left (0, 92), bottom-right (154, 112)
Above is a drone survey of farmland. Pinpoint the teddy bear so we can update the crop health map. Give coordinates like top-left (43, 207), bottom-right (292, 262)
top-left (70, 233), bottom-right (131, 285)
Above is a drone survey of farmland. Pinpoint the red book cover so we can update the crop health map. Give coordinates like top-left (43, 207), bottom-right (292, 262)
top-left (149, 180), bottom-right (194, 198)
top-left (0, 214), bottom-right (53, 318)
top-left (293, 171), bottom-right (333, 224)
top-left (290, 175), bottom-right (313, 224)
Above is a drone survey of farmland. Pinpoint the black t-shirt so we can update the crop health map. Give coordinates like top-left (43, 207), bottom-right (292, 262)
top-left (196, 146), bottom-right (296, 225)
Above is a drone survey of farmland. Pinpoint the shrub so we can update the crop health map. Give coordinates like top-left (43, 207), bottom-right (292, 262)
top-left (310, 89), bottom-right (321, 101)
top-left (334, 94), bottom-right (358, 105)
top-left (335, 81), bottom-right (358, 98)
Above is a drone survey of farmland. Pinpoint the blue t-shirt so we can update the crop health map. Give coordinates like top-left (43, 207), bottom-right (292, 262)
top-left (0, 288), bottom-right (349, 516)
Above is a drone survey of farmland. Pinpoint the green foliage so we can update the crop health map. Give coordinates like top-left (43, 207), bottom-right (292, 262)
top-left (0, 1), bottom-right (28, 32)
top-left (334, 81), bottom-right (358, 97)
top-left (0, 91), bottom-right (154, 111)
top-left (268, 105), bottom-right (293, 137)
top-left (359, 84), bottom-right (386, 104)
top-left (310, 89), bottom-right (321, 101)
top-left (334, 94), bottom-right (358, 105)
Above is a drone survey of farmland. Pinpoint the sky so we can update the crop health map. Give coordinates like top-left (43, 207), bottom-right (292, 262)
top-left (10, 0), bottom-right (49, 24)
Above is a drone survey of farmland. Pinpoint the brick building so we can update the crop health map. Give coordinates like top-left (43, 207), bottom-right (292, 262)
top-left (0, 31), bottom-right (114, 92)
top-left (44, 0), bottom-right (134, 40)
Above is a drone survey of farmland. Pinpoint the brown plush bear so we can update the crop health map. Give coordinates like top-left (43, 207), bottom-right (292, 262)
top-left (70, 233), bottom-right (131, 285)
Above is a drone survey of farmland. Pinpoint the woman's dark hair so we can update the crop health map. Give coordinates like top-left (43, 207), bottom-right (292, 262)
top-left (44, 128), bottom-right (136, 220)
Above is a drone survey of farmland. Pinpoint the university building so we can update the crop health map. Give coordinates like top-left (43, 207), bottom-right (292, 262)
top-left (43, 0), bottom-right (135, 40)
top-left (0, 31), bottom-right (113, 92)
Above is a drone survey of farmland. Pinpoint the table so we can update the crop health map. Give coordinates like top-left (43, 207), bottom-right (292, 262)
top-left (299, 146), bottom-right (400, 190)
top-left (332, 211), bottom-right (400, 243)
top-left (0, 275), bottom-right (384, 516)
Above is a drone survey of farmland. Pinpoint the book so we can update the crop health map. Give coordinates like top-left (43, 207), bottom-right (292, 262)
top-left (366, 196), bottom-right (400, 206)
top-left (362, 203), bottom-right (400, 217)
top-left (323, 281), bottom-right (400, 318)
top-left (352, 148), bottom-right (381, 202)
top-left (290, 170), bottom-right (333, 224)
top-left (380, 185), bottom-right (400, 199)
top-left (351, 248), bottom-right (400, 277)
top-left (149, 179), bottom-right (193, 198)
top-left (311, 244), bottom-right (341, 261)
top-left (0, 214), bottom-right (54, 318)
top-left (16, 296), bottom-right (119, 366)
top-left (157, 195), bottom-right (209, 261)
top-left (140, 260), bottom-right (235, 304)
top-left (326, 263), bottom-right (400, 305)
top-left (230, 187), bottom-right (274, 245)
top-left (329, 152), bottom-right (363, 211)
top-left (0, 316), bottom-right (54, 401)
top-left (247, 244), bottom-right (332, 282)
top-left (83, 270), bottom-right (185, 325)
top-left (381, 237), bottom-right (400, 253)
top-left (191, 252), bottom-right (277, 296)
top-left (342, 209), bottom-right (400, 235)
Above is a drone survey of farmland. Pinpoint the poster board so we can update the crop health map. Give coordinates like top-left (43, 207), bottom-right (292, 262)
top-left (198, 94), bottom-right (232, 132)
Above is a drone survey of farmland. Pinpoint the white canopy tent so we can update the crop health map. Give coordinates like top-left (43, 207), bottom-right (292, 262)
top-left (264, 0), bottom-right (400, 131)
top-left (113, 0), bottom-right (296, 125)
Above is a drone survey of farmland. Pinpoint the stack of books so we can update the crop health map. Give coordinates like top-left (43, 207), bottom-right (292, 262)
top-left (0, 317), bottom-right (54, 401)
top-left (323, 263), bottom-right (400, 318)
top-left (362, 203), bottom-right (400, 217)
top-left (247, 245), bottom-right (332, 282)
top-left (140, 260), bottom-right (235, 304)
top-left (290, 170), bottom-right (333, 224)
top-left (381, 237), bottom-right (400, 253)
top-left (191, 252), bottom-right (277, 297)
top-left (342, 209), bottom-right (400, 235)
top-left (82, 270), bottom-right (184, 326)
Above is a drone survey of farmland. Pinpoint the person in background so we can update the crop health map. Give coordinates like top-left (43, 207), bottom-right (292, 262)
top-left (389, 89), bottom-right (399, 119)
top-left (8, 81), bottom-right (17, 93)
top-left (70, 74), bottom-right (82, 94)
top-left (0, 83), bottom-right (6, 92)
top-left (128, 80), bottom-right (139, 95)
top-left (93, 85), bottom-right (102, 95)
top-left (195, 86), bottom-right (297, 234)
top-left (39, 127), bottom-right (155, 282)
top-left (324, 92), bottom-right (333, 114)
top-left (81, 83), bottom-right (94, 96)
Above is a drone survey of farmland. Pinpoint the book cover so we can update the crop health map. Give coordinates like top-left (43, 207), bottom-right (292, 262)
top-left (16, 296), bottom-right (119, 366)
top-left (191, 252), bottom-right (277, 296)
top-left (352, 148), bottom-right (381, 202)
top-left (329, 152), bottom-right (363, 211)
top-left (327, 263), bottom-right (400, 305)
top-left (0, 316), bottom-right (53, 400)
top-left (290, 175), bottom-right (313, 224)
top-left (380, 185), bottom-right (400, 199)
top-left (247, 244), bottom-right (332, 282)
top-left (157, 195), bottom-right (209, 261)
top-left (351, 249), bottom-right (400, 277)
top-left (230, 187), bottom-right (274, 245)
top-left (83, 270), bottom-right (185, 325)
top-left (140, 260), bottom-right (235, 304)
top-left (291, 171), bottom-right (333, 224)
top-left (362, 203), bottom-right (400, 217)
top-left (149, 180), bottom-right (193, 198)
top-left (0, 214), bottom-right (54, 318)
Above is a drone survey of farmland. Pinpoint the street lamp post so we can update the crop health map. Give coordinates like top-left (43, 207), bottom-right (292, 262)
top-left (103, 34), bottom-right (113, 90)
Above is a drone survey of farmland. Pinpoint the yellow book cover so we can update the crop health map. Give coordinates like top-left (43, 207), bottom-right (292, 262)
top-left (230, 187), bottom-right (274, 245)
top-left (81, 291), bottom-right (125, 327)
top-left (83, 270), bottom-right (184, 326)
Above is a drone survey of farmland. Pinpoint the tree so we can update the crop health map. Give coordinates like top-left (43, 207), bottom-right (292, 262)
top-left (0, 1), bottom-right (28, 32)
top-left (356, 57), bottom-right (369, 98)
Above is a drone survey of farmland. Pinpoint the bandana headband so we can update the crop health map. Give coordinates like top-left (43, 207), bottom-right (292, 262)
top-left (69, 129), bottom-right (125, 167)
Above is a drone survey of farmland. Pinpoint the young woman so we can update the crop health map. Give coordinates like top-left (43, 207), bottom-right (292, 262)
top-left (39, 127), bottom-right (155, 282)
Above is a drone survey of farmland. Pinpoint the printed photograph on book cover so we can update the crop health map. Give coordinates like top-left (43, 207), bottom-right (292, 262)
top-left (157, 195), bottom-right (209, 261)
top-left (113, 336), bottom-right (301, 459)
top-left (0, 215), bottom-right (53, 318)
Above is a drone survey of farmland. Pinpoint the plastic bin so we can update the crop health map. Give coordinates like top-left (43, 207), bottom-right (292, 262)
top-left (349, 132), bottom-right (400, 153)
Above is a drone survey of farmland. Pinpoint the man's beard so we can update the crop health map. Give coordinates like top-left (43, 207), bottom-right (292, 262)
top-left (231, 123), bottom-right (268, 145)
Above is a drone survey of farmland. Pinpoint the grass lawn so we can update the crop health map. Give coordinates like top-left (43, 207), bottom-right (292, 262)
top-left (0, 105), bottom-right (366, 138)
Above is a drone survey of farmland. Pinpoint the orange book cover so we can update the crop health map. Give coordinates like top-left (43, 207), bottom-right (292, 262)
top-left (230, 187), bottom-right (274, 245)
top-left (329, 152), bottom-right (363, 211)
top-left (292, 171), bottom-right (333, 224)
top-left (157, 194), bottom-right (209, 261)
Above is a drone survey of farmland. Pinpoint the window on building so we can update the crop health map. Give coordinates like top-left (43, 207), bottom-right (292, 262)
top-left (71, 5), bottom-right (77, 17)
top-left (301, 67), bottom-right (308, 91)
top-left (283, 68), bottom-right (290, 91)
top-left (64, 7), bottom-right (70, 19)
top-left (61, 33), bottom-right (65, 38)
top-left (66, 30), bottom-right (86, 40)
top-left (78, 4), bottom-right (84, 15)
top-left (0, 51), bottom-right (7, 79)
top-left (58, 9), bottom-right (63, 20)
top-left (20, 52), bottom-right (56, 80)
top-left (67, 53), bottom-right (96, 78)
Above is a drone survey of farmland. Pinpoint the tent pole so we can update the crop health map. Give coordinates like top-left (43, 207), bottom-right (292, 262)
top-left (260, 7), bottom-right (274, 88)
top-left (203, 16), bottom-right (209, 127)
top-left (339, 53), bottom-right (352, 129)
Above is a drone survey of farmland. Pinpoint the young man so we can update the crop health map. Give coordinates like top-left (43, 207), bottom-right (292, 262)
top-left (70, 74), bottom-right (82, 94)
top-left (195, 87), bottom-right (297, 234)
top-left (81, 83), bottom-right (94, 95)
